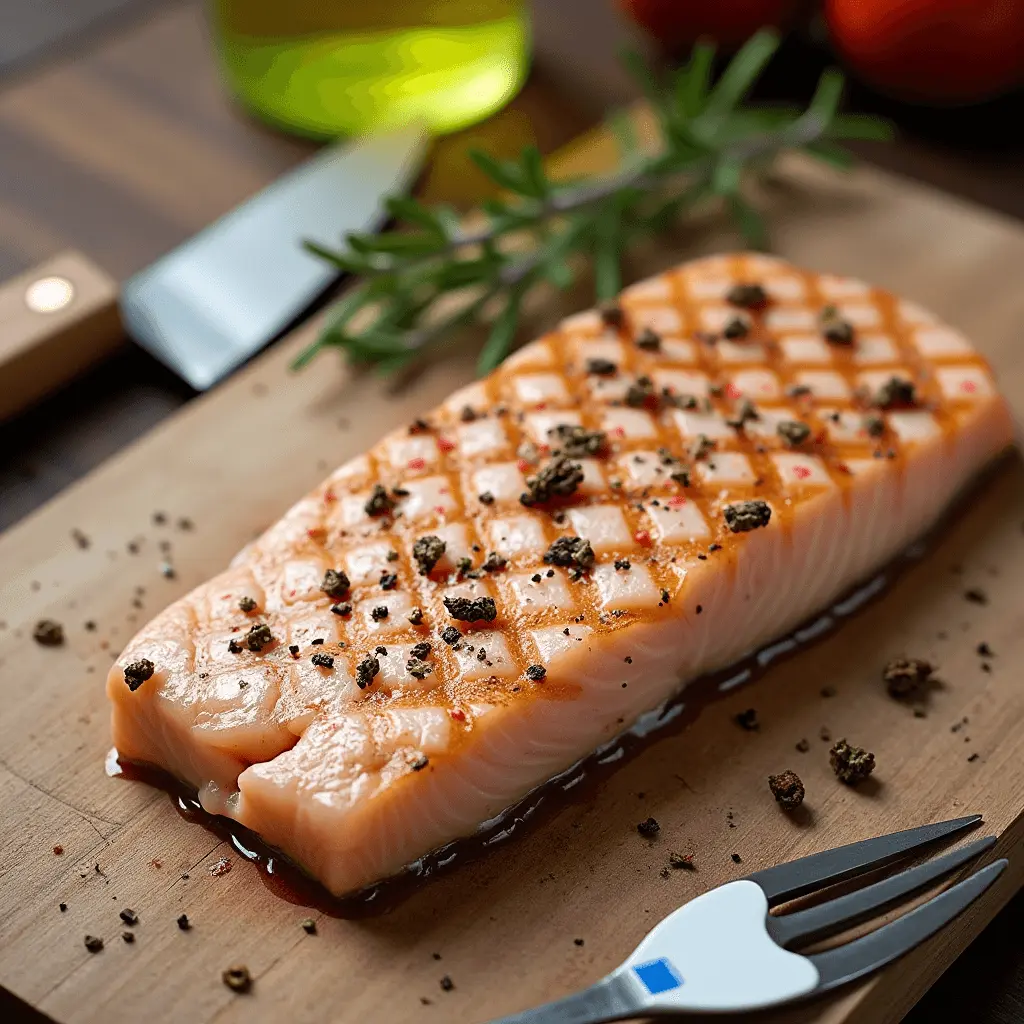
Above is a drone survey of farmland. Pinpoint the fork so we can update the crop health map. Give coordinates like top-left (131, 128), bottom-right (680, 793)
top-left (485, 815), bottom-right (1005, 1021)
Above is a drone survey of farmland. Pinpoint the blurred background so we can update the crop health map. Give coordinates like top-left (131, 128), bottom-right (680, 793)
top-left (0, 2), bottom-right (1022, 1021)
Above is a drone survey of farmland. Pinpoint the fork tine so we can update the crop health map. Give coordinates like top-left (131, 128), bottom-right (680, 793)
top-left (767, 836), bottom-right (996, 948)
top-left (746, 815), bottom-right (982, 905)
top-left (809, 859), bottom-right (1006, 993)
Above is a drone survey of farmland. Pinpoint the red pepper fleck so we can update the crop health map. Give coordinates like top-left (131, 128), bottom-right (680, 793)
top-left (539, 444), bottom-right (551, 454)
top-left (437, 437), bottom-right (456, 452)
top-left (434, 506), bottom-right (447, 516)
top-left (725, 382), bottom-right (742, 400)
top-left (517, 459), bottom-right (531, 473)
top-left (667, 497), bottom-right (687, 508)
top-left (634, 529), bottom-right (652, 547)
top-left (961, 380), bottom-right (977, 393)
top-left (289, 589), bottom-right (296, 597)
top-left (536, 402), bottom-right (548, 410)
top-left (793, 465), bottom-right (811, 480)
top-left (613, 427), bottom-right (626, 438)
top-left (449, 708), bottom-right (466, 722)
top-left (814, 431), bottom-right (827, 444)
top-left (439, 487), bottom-right (450, 495)
top-left (835, 462), bottom-right (852, 474)
top-left (323, 488), bottom-right (337, 504)
top-left (408, 457), bottom-right (426, 471)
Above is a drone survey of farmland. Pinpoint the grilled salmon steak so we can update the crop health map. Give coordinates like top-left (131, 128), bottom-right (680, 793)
top-left (108, 254), bottom-right (1013, 896)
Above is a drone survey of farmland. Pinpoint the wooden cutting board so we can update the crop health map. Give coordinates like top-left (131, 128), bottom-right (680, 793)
top-left (3, 114), bottom-right (1024, 1024)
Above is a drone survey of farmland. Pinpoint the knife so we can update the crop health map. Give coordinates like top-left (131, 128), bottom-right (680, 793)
top-left (0, 124), bottom-right (428, 416)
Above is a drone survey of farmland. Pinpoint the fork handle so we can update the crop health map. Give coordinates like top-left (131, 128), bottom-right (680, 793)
top-left (485, 975), bottom-right (637, 1024)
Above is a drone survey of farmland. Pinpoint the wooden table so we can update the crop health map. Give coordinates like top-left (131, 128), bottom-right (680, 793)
top-left (1, 2), bottom-right (1023, 1021)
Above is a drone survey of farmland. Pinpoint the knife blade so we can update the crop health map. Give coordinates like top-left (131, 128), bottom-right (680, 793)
top-left (0, 125), bottom-right (428, 418)
top-left (120, 123), bottom-right (428, 390)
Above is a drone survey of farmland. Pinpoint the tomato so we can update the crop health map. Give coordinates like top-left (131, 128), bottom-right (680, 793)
top-left (617, 0), bottom-right (800, 49)
top-left (826, 0), bottom-right (1024, 103)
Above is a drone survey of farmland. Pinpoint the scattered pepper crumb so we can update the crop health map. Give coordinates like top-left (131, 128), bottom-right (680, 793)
top-left (668, 852), bottom-right (695, 871)
top-left (768, 770), bottom-right (806, 811)
top-left (222, 966), bottom-right (252, 993)
top-left (33, 619), bottom-right (65, 647)
top-left (795, 738), bottom-right (810, 753)
top-left (84, 935), bottom-right (104, 953)
top-left (123, 659), bottom-right (155, 692)
top-left (883, 657), bottom-right (934, 699)
top-left (122, 931), bottom-right (135, 944)
top-left (829, 739), bottom-right (876, 784)
top-left (177, 913), bottom-right (191, 930)
top-left (440, 975), bottom-right (455, 992)
top-left (735, 708), bottom-right (759, 731)
top-left (637, 817), bottom-right (660, 838)
top-left (731, 853), bottom-right (743, 864)
top-left (301, 918), bottom-right (317, 934)
top-left (119, 908), bottom-right (138, 926)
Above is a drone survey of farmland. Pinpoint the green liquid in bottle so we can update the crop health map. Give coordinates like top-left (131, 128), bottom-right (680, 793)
top-left (212, 0), bottom-right (530, 138)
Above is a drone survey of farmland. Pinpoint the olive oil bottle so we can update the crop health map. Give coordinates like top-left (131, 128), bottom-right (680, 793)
top-left (211, 0), bottom-right (530, 138)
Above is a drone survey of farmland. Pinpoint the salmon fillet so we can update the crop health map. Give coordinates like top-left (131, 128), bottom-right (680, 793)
top-left (107, 253), bottom-right (1013, 896)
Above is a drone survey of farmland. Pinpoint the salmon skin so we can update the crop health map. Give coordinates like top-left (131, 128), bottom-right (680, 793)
top-left (108, 254), bottom-right (1013, 897)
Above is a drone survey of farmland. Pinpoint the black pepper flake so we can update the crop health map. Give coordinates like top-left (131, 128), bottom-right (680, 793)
top-left (625, 375), bottom-right (655, 408)
top-left (777, 420), bottom-right (811, 448)
top-left (521, 454), bottom-right (585, 506)
top-left (977, 642), bottom-right (994, 657)
top-left (375, 645), bottom-right (387, 655)
top-left (245, 623), bottom-right (274, 651)
top-left (786, 383), bottom-right (812, 399)
top-left (687, 433), bottom-right (716, 462)
top-left (735, 708), bottom-right (759, 731)
top-left (119, 908), bottom-right (139, 926)
top-left (311, 652), bottom-right (334, 669)
top-left (543, 536), bottom-right (595, 571)
top-left (868, 376), bottom-right (916, 409)
top-left (413, 535), bottom-right (447, 575)
top-left (482, 551), bottom-right (507, 573)
top-left (724, 500), bottom-right (771, 533)
top-left (123, 659), bottom-right (155, 692)
top-left (410, 641), bottom-right (432, 660)
top-left (818, 304), bottom-right (853, 342)
top-left (636, 817), bottom-right (660, 838)
top-left (795, 738), bottom-right (811, 753)
top-left (599, 302), bottom-right (624, 328)
top-left (708, 543), bottom-right (722, 552)
top-left (725, 398), bottom-right (760, 430)
top-left (371, 606), bottom-right (389, 622)
top-left (443, 596), bottom-right (497, 622)
top-left (455, 556), bottom-right (472, 576)
top-left (72, 528), bottom-right (91, 549)
top-left (550, 423), bottom-right (607, 459)
top-left (330, 603), bottom-right (352, 617)
top-left (364, 483), bottom-right (397, 517)
top-left (585, 357), bottom-right (618, 376)
top-left (222, 966), bottom-right (252, 994)
top-left (84, 935), bottom-right (104, 953)
top-left (440, 626), bottom-right (461, 646)
top-left (59, 903), bottom-right (67, 912)
top-left (768, 770), bottom-right (805, 811)
top-left (32, 619), bottom-right (64, 647)
top-left (614, 558), bottom-right (631, 570)
top-left (478, 491), bottom-right (495, 505)
top-left (964, 588), bottom-right (988, 605)
top-left (411, 754), bottom-right (429, 771)
top-left (379, 572), bottom-right (398, 590)
top-left (635, 327), bottom-right (661, 350)
top-left (407, 658), bottom-right (433, 680)
top-left (829, 739), bottom-right (876, 784)
top-left (238, 596), bottom-right (257, 613)
top-left (722, 315), bottom-right (750, 339)
top-left (440, 975), bottom-right (455, 992)
top-left (727, 282), bottom-right (769, 309)
top-left (177, 914), bottom-right (191, 930)
top-left (408, 418), bottom-right (432, 435)
top-left (356, 655), bottom-right (380, 689)
top-left (301, 918), bottom-right (317, 934)
top-left (531, 573), bottom-right (542, 583)
top-left (968, 753), bottom-right (980, 763)
top-left (286, 645), bottom-right (299, 657)
top-left (408, 607), bottom-right (424, 626)
top-left (883, 657), bottom-right (934, 698)
top-left (320, 569), bottom-right (350, 599)
top-left (122, 931), bottom-right (135, 944)
top-left (731, 853), bottom-right (743, 864)
top-left (863, 414), bottom-right (886, 438)
top-left (228, 638), bottom-right (242, 654)
top-left (526, 664), bottom-right (547, 681)
top-left (660, 588), bottom-right (670, 604)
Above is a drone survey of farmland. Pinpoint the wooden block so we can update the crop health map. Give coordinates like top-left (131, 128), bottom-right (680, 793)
top-left (0, 251), bottom-right (122, 420)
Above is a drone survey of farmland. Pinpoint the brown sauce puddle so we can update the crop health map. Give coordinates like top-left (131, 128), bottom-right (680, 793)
top-left (106, 455), bottom-right (1013, 919)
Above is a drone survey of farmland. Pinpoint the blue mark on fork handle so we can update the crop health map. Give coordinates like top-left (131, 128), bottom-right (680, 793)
top-left (632, 958), bottom-right (683, 994)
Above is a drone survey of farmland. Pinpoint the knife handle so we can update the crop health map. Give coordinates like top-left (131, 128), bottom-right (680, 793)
top-left (0, 251), bottom-right (122, 421)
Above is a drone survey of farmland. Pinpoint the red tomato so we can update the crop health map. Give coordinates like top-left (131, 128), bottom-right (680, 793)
top-left (826, 0), bottom-right (1024, 102)
top-left (617, 0), bottom-right (800, 48)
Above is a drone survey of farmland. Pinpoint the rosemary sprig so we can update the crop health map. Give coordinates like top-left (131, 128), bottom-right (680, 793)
top-left (293, 31), bottom-right (891, 377)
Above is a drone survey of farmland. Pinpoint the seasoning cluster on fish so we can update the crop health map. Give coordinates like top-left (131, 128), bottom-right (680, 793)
top-left (108, 253), bottom-right (1013, 896)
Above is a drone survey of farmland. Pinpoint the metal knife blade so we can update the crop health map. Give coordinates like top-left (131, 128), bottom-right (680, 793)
top-left (119, 124), bottom-right (428, 390)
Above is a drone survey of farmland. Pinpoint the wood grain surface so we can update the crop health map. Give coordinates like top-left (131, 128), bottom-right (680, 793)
top-left (2, 98), bottom-right (1024, 1024)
